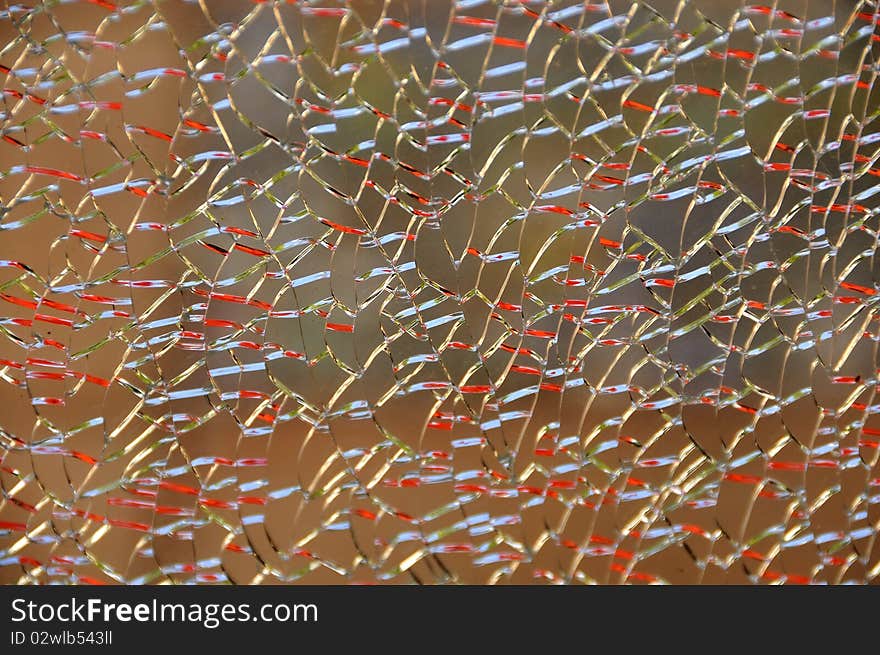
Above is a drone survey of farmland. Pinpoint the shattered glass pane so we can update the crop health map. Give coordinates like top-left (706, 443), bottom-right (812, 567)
top-left (1, 0), bottom-right (879, 585)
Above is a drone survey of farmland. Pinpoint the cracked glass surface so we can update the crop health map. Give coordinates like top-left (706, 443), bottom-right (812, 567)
top-left (1, 0), bottom-right (879, 585)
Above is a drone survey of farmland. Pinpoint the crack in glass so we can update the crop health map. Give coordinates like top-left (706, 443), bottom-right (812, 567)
top-left (0, 0), bottom-right (879, 584)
